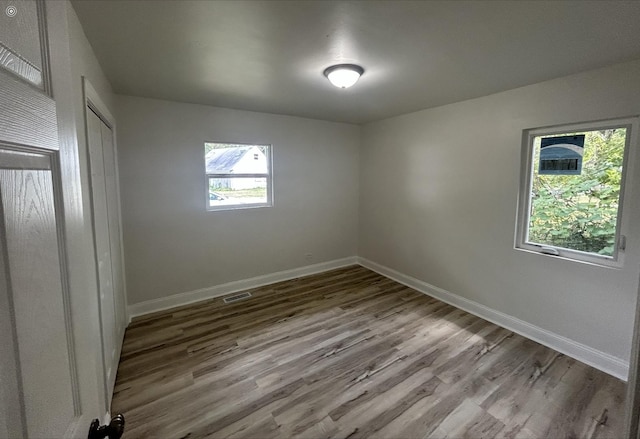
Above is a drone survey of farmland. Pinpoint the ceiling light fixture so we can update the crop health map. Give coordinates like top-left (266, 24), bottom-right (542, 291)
top-left (323, 64), bottom-right (364, 89)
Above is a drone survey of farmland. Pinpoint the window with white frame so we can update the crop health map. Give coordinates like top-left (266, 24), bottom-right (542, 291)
top-left (516, 117), bottom-right (637, 266)
top-left (205, 142), bottom-right (273, 211)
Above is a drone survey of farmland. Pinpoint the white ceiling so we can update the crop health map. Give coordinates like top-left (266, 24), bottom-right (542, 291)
top-left (72, 1), bottom-right (640, 125)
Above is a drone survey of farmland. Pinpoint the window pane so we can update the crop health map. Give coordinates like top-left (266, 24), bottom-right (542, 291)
top-left (209, 177), bottom-right (268, 207)
top-left (205, 142), bottom-right (269, 174)
top-left (527, 128), bottom-right (626, 256)
top-left (205, 142), bottom-right (272, 211)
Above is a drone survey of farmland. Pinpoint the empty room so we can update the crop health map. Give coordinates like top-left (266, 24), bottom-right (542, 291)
top-left (3, 1), bottom-right (640, 438)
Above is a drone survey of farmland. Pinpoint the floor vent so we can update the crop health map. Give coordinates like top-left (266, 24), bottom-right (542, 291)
top-left (223, 292), bottom-right (252, 304)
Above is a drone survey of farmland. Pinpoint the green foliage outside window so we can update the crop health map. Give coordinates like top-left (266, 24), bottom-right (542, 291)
top-left (528, 128), bottom-right (626, 256)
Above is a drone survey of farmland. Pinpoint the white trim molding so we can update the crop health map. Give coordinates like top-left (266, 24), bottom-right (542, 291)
top-left (357, 257), bottom-right (629, 381)
top-left (623, 267), bottom-right (640, 438)
top-left (126, 254), bottom-right (629, 380)
top-left (128, 257), bottom-right (359, 319)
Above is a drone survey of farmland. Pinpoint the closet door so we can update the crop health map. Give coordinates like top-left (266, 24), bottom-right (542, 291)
top-left (100, 121), bottom-right (126, 340)
top-left (87, 108), bottom-right (120, 404)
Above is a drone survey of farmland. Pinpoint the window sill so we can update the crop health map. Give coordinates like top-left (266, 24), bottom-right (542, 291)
top-left (206, 203), bottom-right (272, 212)
top-left (514, 245), bottom-right (623, 270)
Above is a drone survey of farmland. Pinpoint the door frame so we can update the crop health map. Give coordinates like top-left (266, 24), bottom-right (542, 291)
top-left (624, 267), bottom-right (640, 438)
top-left (82, 77), bottom-right (129, 411)
top-left (49, 1), bottom-right (108, 434)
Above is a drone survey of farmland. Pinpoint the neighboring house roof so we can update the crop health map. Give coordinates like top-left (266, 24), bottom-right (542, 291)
top-left (206, 147), bottom-right (251, 173)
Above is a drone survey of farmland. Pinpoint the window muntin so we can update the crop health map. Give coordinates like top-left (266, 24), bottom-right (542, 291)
top-left (205, 142), bottom-right (272, 211)
top-left (516, 118), bottom-right (636, 266)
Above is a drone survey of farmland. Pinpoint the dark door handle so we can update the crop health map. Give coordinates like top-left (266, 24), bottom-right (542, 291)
top-left (88, 414), bottom-right (125, 439)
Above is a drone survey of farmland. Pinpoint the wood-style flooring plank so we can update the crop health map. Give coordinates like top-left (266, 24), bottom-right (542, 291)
top-left (111, 265), bottom-right (626, 438)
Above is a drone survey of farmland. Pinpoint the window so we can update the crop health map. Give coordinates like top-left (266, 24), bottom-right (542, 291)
top-left (516, 117), bottom-right (637, 266)
top-left (205, 142), bottom-right (273, 211)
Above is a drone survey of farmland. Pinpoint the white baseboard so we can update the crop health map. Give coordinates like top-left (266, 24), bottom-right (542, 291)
top-left (357, 257), bottom-right (629, 381)
top-left (127, 257), bottom-right (358, 319)
top-left (126, 254), bottom-right (629, 380)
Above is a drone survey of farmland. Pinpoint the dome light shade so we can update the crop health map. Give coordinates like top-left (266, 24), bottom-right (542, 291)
top-left (323, 64), bottom-right (364, 88)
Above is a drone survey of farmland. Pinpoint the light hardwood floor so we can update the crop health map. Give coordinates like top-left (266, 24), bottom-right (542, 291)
top-left (112, 266), bottom-right (626, 438)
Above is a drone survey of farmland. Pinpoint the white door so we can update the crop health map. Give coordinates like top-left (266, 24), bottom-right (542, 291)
top-left (100, 119), bottom-right (126, 339)
top-left (0, 1), bottom-right (104, 437)
top-left (100, 122), bottom-right (128, 338)
top-left (86, 107), bottom-right (126, 405)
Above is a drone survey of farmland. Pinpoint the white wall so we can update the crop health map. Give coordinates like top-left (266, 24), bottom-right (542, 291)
top-left (67, 4), bottom-right (116, 118)
top-left (116, 95), bottom-right (360, 305)
top-left (66, 1), bottom-right (117, 279)
top-left (359, 59), bottom-right (640, 366)
top-left (64, 2), bottom-right (118, 416)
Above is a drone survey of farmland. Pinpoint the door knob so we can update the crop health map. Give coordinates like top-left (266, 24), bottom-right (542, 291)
top-left (88, 414), bottom-right (125, 439)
